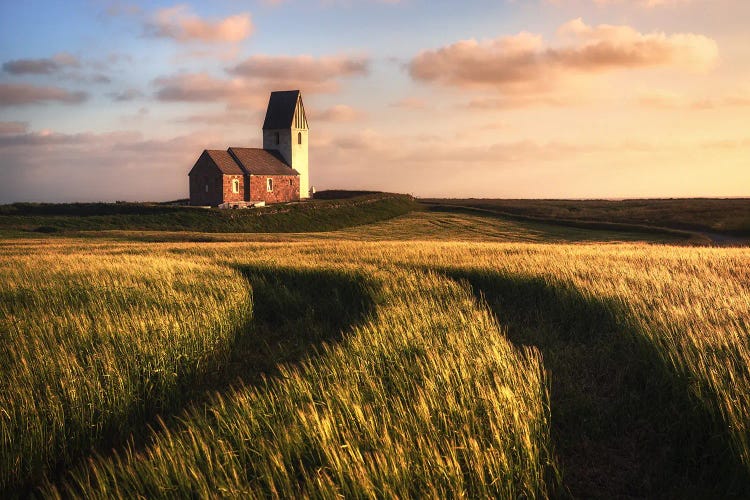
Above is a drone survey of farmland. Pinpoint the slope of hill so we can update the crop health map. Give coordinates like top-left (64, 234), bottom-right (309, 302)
top-left (0, 192), bottom-right (418, 234)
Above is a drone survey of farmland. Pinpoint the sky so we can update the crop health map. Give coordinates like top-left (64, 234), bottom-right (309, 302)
top-left (0, 0), bottom-right (748, 202)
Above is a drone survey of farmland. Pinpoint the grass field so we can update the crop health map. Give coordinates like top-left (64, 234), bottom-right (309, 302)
top-left (1, 204), bottom-right (749, 497)
top-left (424, 198), bottom-right (750, 240)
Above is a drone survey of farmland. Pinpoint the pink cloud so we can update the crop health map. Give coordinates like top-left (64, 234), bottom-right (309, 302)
top-left (227, 54), bottom-right (368, 83)
top-left (154, 73), bottom-right (253, 103)
top-left (146, 5), bottom-right (253, 43)
top-left (409, 19), bottom-right (717, 91)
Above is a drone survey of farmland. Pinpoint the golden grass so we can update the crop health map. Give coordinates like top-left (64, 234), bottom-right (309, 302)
top-left (0, 252), bottom-right (251, 490)
top-left (1, 223), bottom-right (748, 496)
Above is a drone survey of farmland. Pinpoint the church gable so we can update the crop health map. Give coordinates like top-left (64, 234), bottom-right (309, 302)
top-left (189, 150), bottom-right (244, 176)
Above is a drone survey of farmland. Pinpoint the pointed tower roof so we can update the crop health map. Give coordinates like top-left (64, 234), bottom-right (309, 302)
top-left (262, 90), bottom-right (302, 130)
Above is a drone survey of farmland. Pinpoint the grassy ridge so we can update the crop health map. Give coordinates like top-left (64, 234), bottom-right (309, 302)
top-left (0, 193), bottom-right (418, 234)
top-left (1, 234), bottom-right (749, 497)
top-left (424, 198), bottom-right (750, 237)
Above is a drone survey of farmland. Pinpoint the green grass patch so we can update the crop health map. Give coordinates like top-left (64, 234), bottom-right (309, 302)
top-left (424, 198), bottom-right (750, 238)
top-left (0, 193), bottom-right (418, 234)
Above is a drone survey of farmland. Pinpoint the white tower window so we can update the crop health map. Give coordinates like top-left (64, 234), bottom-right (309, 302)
top-left (298, 132), bottom-right (302, 145)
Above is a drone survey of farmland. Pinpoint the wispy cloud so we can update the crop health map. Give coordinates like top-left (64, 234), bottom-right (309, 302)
top-left (0, 129), bottom-right (220, 202)
top-left (227, 54), bottom-right (369, 83)
top-left (0, 121), bottom-right (28, 135)
top-left (0, 83), bottom-right (88, 107)
top-left (638, 89), bottom-right (750, 109)
top-left (390, 97), bottom-right (429, 109)
top-left (310, 104), bottom-right (365, 122)
top-left (153, 73), bottom-right (255, 103)
top-left (153, 54), bottom-right (369, 105)
top-left (2, 53), bottom-right (80, 75)
top-left (107, 88), bottom-right (145, 102)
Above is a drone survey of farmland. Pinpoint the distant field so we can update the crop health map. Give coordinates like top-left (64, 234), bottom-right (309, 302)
top-left (71, 210), bottom-right (695, 244)
top-left (424, 197), bottom-right (750, 239)
top-left (1, 211), bottom-right (749, 497)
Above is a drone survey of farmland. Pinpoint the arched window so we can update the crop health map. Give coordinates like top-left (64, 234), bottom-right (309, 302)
top-left (232, 178), bottom-right (240, 194)
top-left (298, 132), bottom-right (302, 145)
top-left (266, 178), bottom-right (273, 192)
top-left (274, 132), bottom-right (280, 145)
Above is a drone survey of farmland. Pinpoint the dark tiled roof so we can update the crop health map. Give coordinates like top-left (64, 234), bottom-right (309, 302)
top-left (204, 150), bottom-right (245, 175)
top-left (228, 147), bottom-right (299, 176)
top-left (262, 90), bottom-right (300, 130)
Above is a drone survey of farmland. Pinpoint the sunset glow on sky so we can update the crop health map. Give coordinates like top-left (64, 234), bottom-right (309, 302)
top-left (1, 0), bottom-right (748, 202)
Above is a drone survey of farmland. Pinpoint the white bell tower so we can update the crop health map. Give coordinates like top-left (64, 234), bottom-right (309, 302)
top-left (263, 90), bottom-right (310, 199)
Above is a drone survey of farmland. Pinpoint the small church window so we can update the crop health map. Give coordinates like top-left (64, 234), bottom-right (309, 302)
top-left (275, 132), bottom-right (280, 145)
top-left (267, 178), bottom-right (273, 192)
top-left (289, 179), bottom-right (293, 186)
top-left (232, 179), bottom-right (240, 194)
top-left (205, 184), bottom-right (209, 193)
top-left (298, 132), bottom-right (302, 145)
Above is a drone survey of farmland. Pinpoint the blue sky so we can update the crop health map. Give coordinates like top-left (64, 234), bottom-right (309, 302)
top-left (1, 0), bottom-right (748, 202)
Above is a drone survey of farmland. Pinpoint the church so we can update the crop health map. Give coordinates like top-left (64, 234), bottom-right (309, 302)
top-left (188, 90), bottom-right (310, 207)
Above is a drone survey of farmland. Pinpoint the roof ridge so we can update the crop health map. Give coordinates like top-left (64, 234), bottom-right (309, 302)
top-left (226, 148), bottom-right (249, 175)
top-left (227, 147), bottom-right (298, 176)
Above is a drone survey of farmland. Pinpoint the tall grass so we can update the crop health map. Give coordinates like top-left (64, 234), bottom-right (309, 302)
top-left (49, 269), bottom-right (555, 498)
top-left (0, 252), bottom-right (251, 491)
top-left (1, 234), bottom-right (749, 497)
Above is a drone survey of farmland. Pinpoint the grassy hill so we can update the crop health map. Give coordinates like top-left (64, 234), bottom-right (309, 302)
top-left (0, 192), bottom-right (418, 234)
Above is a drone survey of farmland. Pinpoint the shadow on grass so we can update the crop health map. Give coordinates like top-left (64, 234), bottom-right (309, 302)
top-left (38, 266), bottom-right (376, 497)
top-left (220, 265), bottom-right (376, 388)
top-left (443, 269), bottom-right (749, 498)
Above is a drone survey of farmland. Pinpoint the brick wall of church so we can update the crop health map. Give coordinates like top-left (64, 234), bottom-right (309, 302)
top-left (221, 175), bottom-right (246, 204)
top-left (249, 175), bottom-right (300, 204)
